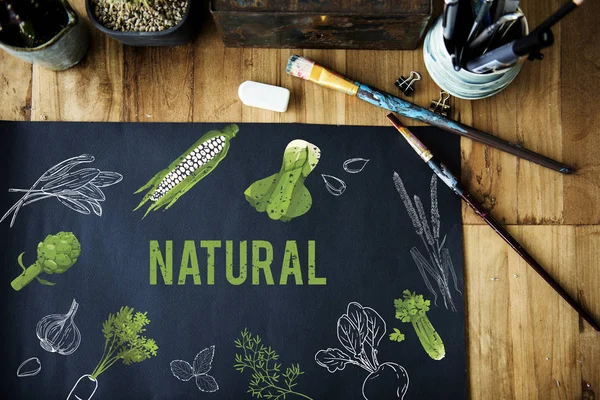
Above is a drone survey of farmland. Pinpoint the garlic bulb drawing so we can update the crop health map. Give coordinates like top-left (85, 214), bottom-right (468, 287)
top-left (36, 299), bottom-right (81, 355)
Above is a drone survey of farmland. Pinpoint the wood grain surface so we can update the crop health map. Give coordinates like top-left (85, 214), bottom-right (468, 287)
top-left (0, 0), bottom-right (598, 398)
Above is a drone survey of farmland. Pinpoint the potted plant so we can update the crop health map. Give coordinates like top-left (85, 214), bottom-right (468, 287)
top-left (0, 0), bottom-right (89, 71)
top-left (86, 0), bottom-right (195, 46)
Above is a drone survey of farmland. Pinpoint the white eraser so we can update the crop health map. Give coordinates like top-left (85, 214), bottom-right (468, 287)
top-left (238, 81), bottom-right (290, 113)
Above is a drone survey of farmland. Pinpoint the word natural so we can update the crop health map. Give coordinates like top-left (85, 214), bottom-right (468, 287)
top-left (149, 240), bottom-right (326, 286)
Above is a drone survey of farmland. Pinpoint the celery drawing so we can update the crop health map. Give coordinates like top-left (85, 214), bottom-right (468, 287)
top-left (66, 306), bottom-right (158, 400)
top-left (11, 232), bottom-right (81, 291)
top-left (170, 345), bottom-right (219, 393)
top-left (135, 124), bottom-right (239, 216)
top-left (234, 328), bottom-right (313, 399)
top-left (394, 290), bottom-right (445, 360)
top-left (244, 140), bottom-right (321, 222)
top-left (315, 302), bottom-right (409, 400)
top-left (393, 172), bottom-right (461, 311)
top-left (1, 154), bottom-right (123, 228)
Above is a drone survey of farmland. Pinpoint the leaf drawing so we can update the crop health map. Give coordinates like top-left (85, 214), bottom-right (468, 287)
top-left (337, 315), bottom-right (362, 355)
top-left (42, 155), bottom-right (95, 182)
top-left (343, 158), bottom-right (370, 174)
top-left (41, 168), bottom-right (100, 192)
top-left (321, 174), bottom-right (347, 196)
top-left (171, 345), bottom-right (219, 393)
top-left (315, 302), bottom-right (409, 400)
top-left (393, 172), bottom-right (462, 311)
top-left (16, 357), bottom-right (42, 378)
top-left (1, 154), bottom-right (123, 227)
top-left (193, 346), bottom-right (215, 375)
top-left (195, 374), bottom-right (219, 393)
top-left (170, 360), bottom-right (194, 382)
top-left (363, 306), bottom-right (386, 350)
top-left (314, 348), bottom-right (353, 373)
top-left (389, 328), bottom-right (405, 343)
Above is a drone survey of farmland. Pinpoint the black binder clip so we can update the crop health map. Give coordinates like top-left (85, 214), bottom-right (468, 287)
top-left (429, 91), bottom-right (451, 117)
top-left (395, 71), bottom-right (421, 96)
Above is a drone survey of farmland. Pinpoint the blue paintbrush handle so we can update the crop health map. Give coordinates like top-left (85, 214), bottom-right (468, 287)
top-left (356, 83), bottom-right (572, 174)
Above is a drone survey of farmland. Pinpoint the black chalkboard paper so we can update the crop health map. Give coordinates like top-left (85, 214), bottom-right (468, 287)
top-left (0, 122), bottom-right (466, 400)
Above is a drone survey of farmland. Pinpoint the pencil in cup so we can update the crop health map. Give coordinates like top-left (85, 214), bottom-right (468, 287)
top-left (286, 55), bottom-right (572, 174)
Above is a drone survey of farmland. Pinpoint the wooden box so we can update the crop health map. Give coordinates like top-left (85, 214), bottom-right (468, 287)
top-left (210, 0), bottom-right (437, 50)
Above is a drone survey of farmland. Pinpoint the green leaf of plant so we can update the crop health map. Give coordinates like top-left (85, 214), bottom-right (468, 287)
top-left (389, 328), bottom-right (406, 343)
top-left (17, 252), bottom-right (27, 271)
top-left (36, 278), bottom-right (56, 286)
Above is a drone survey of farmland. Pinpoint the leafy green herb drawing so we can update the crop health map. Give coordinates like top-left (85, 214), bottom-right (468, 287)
top-left (234, 328), bottom-right (313, 399)
top-left (66, 306), bottom-right (158, 400)
top-left (388, 328), bottom-right (405, 343)
top-left (315, 302), bottom-right (409, 400)
top-left (11, 231), bottom-right (81, 291)
top-left (244, 140), bottom-right (321, 222)
top-left (1, 154), bottom-right (123, 228)
top-left (394, 290), bottom-right (445, 360)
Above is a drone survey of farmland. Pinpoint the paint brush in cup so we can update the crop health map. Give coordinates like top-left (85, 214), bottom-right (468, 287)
top-left (386, 113), bottom-right (600, 332)
top-left (286, 55), bottom-right (572, 174)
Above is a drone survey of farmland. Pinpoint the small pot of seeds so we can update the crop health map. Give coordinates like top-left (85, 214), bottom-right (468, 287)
top-left (86, 0), bottom-right (195, 46)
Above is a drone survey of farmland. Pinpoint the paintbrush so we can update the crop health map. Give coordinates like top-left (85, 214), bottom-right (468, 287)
top-left (386, 113), bottom-right (599, 332)
top-left (534, 0), bottom-right (584, 33)
top-left (286, 55), bottom-right (572, 175)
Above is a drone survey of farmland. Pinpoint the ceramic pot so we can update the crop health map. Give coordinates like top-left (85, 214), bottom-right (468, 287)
top-left (85, 0), bottom-right (195, 46)
top-left (0, 0), bottom-right (89, 71)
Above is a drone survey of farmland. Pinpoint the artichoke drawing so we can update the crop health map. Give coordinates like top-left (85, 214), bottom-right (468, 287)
top-left (11, 232), bottom-right (81, 291)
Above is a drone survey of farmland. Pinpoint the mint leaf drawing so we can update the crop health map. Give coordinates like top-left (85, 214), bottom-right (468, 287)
top-left (170, 360), bottom-right (194, 382)
top-left (170, 346), bottom-right (219, 393)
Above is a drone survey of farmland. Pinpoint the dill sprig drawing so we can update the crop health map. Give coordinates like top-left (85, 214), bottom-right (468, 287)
top-left (234, 328), bottom-right (313, 400)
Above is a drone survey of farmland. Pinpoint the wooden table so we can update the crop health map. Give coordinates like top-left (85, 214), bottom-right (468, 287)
top-left (1, 1), bottom-right (598, 398)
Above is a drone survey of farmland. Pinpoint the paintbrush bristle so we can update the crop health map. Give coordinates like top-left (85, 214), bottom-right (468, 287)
top-left (286, 55), bottom-right (315, 80)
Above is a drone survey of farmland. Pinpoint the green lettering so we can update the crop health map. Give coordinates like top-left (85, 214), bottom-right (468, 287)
top-left (279, 240), bottom-right (303, 285)
top-left (226, 240), bottom-right (248, 285)
top-left (150, 240), bottom-right (173, 285)
top-left (178, 241), bottom-right (201, 285)
top-left (308, 240), bottom-right (326, 285)
top-left (252, 240), bottom-right (274, 285)
top-left (201, 240), bottom-right (221, 285)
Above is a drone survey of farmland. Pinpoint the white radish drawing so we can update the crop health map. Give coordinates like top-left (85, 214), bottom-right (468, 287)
top-left (315, 302), bottom-right (409, 399)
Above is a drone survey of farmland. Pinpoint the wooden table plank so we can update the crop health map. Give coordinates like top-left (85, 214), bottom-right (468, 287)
top-left (561, 0), bottom-right (600, 225)
top-left (465, 225), bottom-right (598, 400)
top-left (31, 0), bottom-right (124, 122)
top-left (0, 53), bottom-right (31, 121)
top-left (122, 44), bottom-right (195, 122)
